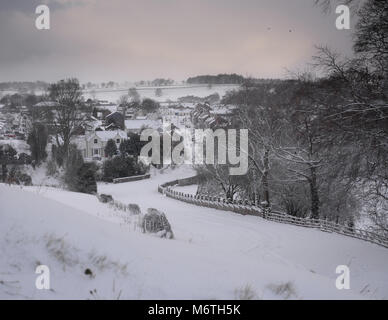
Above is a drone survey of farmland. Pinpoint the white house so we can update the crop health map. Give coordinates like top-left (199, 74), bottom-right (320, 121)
top-left (83, 130), bottom-right (127, 160)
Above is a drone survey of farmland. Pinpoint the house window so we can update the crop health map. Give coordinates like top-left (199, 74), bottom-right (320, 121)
top-left (93, 149), bottom-right (99, 155)
top-left (116, 139), bottom-right (120, 144)
top-left (94, 139), bottom-right (98, 144)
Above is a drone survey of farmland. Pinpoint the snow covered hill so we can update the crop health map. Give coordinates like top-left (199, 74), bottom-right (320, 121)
top-left (1, 166), bottom-right (388, 300)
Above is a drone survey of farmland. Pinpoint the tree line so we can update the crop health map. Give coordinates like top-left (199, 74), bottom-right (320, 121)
top-left (197, 0), bottom-right (388, 235)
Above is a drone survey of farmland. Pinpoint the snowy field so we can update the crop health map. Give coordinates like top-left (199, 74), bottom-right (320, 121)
top-left (84, 84), bottom-right (239, 103)
top-left (1, 165), bottom-right (388, 300)
top-left (0, 84), bottom-right (239, 105)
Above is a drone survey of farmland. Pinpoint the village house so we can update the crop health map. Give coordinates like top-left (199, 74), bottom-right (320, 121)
top-left (81, 130), bottom-right (127, 161)
top-left (105, 111), bottom-right (125, 130)
top-left (191, 103), bottom-right (233, 129)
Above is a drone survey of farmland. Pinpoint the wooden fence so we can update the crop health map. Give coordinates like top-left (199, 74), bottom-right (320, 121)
top-left (113, 173), bottom-right (151, 184)
top-left (158, 177), bottom-right (388, 249)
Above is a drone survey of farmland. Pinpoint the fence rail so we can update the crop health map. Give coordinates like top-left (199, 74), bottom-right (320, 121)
top-left (158, 177), bottom-right (388, 249)
top-left (113, 173), bottom-right (151, 184)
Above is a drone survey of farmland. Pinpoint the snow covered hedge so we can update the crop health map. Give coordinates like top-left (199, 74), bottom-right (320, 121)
top-left (141, 208), bottom-right (174, 239)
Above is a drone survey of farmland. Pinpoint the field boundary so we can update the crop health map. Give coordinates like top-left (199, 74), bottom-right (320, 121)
top-left (113, 173), bottom-right (151, 184)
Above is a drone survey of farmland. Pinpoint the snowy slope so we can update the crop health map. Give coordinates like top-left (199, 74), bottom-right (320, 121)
top-left (84, 84), bottom-right (239, 103)
top-left (1, 166), bottom-right (388, 300)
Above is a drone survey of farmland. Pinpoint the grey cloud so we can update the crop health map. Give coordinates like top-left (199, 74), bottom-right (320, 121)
top-left (0, 0), bottom-right (355, 82)
top-left (0, 0), bottom-right (86, 14)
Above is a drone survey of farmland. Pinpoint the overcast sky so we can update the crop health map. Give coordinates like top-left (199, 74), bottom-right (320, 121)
top-left (0, 0), bottom-right (356, 82)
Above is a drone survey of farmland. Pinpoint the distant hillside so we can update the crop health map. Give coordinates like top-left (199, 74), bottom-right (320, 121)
top-left (187, 74), bottom-right (245, 85)
top-left (0, 81), bottom-right (49, 93)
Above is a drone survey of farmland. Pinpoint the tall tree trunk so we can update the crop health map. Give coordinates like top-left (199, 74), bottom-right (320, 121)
top-left (309, 165), bottom-right (320, 219)
top-left (1, 164), bottom-right (7, 182)
top-left (262, 148), bottom-right (270, 207)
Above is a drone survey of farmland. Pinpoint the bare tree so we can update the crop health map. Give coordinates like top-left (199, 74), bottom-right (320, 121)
top-left (196, 164), bottom-right (246, 202)
top-left (48, 78), bottom-right (85, 160)
top-left (234, 83), bottom-right (291, 207)
top-left (128, 87), bottom-right (140, 102)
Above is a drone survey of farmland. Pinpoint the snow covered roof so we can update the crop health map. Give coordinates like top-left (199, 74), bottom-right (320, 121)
top-left (87, 130), bottom-right (127, 142)
top-left (179, 103), bottom-right (196, 109)
top-left (125, 119), bottom-right (162, 130)
top-left (86, 118), bottom-right (103, 130)
top-left (210, 105), bottom-right (236, 115)
top-left (199, 113), bottom-right (210, 121)
top-left (106, 111), bottom-right (123, 118)
top-left (33, 101), bottom-right (60, 108)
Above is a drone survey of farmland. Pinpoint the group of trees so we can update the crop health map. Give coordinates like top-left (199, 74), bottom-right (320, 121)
top-left (102, 134), bottom-right (148, 181)
top-left (187, 74), bottom-right (245, 85)
top-left (0, 144), bottom-right (32, 185)
top-left (178, 93), bottom-right (220, 104)
top-left (21, 78), bottom-right (98, 193)
top-left (135, 79), bottom-right (174, 87)
top-left (63, 144), bottom-right (97, 194)
top-left (0, 93), bottom-right (43, 108)
top-left (102, 154), bottom-right (147, 182)
top-left (197, 0), bottom-right (388, 234)
top-left (118, 91), bottom-right (160, 115)
top-left (27, 123), bottom-right (48, 164)
top-left (0, 81), bottom-right (48, 93)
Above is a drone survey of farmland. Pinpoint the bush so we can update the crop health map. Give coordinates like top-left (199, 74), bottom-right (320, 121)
top-left (18, 153), bottom-right (32, 165)
top-left (52, 144), bottom-right (67, 167)
top-left (279, 184), bottom-right (309, 218)
top-left (27, 123), bottom-right (48, 164)
top-left (64, 144), bottom-right (84, 189)
top-left (141, 208), bottom-right (174, 239)
top-left (98, 194), bottom-right (113, 203)
top-left (0, 144), bottom-right (17, 181)
top-left (8, 166), bottom-right (32, 186)
top-left (46, 159), bottom-right (58, 176)
top-left (128, 203), bottom-right (141, 215)
top-left (74, 163), bottom-right (97, 194)
top-left (63, 144), bottom-right (97, 194)
top-left (102, 155), bottom-right (146, 182)
top-left (104, 139), bottom-right (118, 158)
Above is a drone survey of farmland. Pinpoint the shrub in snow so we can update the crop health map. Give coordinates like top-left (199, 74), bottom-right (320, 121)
top-left (75, 163), bottom-right (98, 194)
top-left (128, 203), bottom-right (141, 215)
top-left (234, 284), bottom-right (257, 300)
top-left (18, 153), bottom-right (32, 165)
top-left (7, 166), bottom-right (32, 186)
top-left (63, 144), bottom-right (83, 188)
top-left (279, 184), bottom-right (309, 218)
top-left (27, 123), bottom-right (48, 164)
top-left (84, 268), bottom-right (94, 278)
top-left (51, 144), bottom-right (67, 167)
top-left (46, 159), bottom-right (58, 176)
top-left (98, 194), bottom-right (114, 203)
top-left (63, 145), bottom-right (97, 194)
top-left (141, 208), bottom-right (174, 239)
top-left (267, 281), bottom-right (297, 300)
top-left (0, 144), bottom-right (17, 181)
top-left (102, 154), bottom-right (147, 182)
top-left (105, 139), bottom-right (118, 158)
